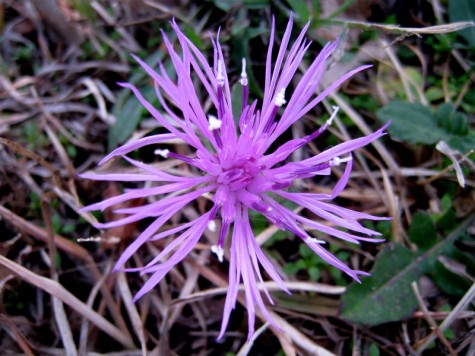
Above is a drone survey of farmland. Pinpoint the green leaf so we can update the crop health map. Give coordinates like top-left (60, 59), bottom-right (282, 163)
top-left (447, 134), bottom-right (475, 154)
top-left (340, 244), bottom-right (419, 324)
top-left (408, 212), bottom-right (438, 250)
top-left (339, 213), bottom-right (475, 325)
top-left (108, 92), bottom-right (144, 150)
top-left (433, 260), bottom-right (471, 297)
top-left (448, 0), bottom-right (475, 47)
top-left (435, 103), bottom-right (469, 135)
top-left (286, 0), bottom-right (310, 22)
top-left (376, 101), bottom-right (446, 144)
top-left (308, 266), bottom-right (320, 281)
top-left (377, 100), bottom-right (475, 153)
top-left (369, 343), bottom-right (380, 356)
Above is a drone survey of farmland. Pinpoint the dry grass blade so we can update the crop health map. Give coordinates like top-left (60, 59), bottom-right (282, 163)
top-left (0, 315), bottom-right (36, 356)
top-left (80, 78), bottom-right (113, 124)
top-left (52, 296), bottom-right (78, 355)
top-left (417, 149), bottom-right (474, 186)
top-left (0, 205), bottom-right (90, 260)
top-left (0, 254), bottom-right (135, 349)
top-left (380, 167), bottom-right (401, 243)
top-left (172, 281), bottom-right (346, 305)
top-left (236, 323), bottom-right (269, 356)
top-left (414, 281), bottom-right (475, 353)
top-left (0, 206), bottom-right (131, 338)
top-left (78, 262), bottom-right (113, 356)
top-left (31, 0), bottom-right (83, 45)
top-left (41, 201), bottom-right (78, 355)
top-left (382, 38), bottom-right (415, 103)
top-left (0, 137), bottom-right (62, 187)
top-left (117, 272), bottom-right (147, 356)
top-left (411, 282), bottom-right (456, 355)
top-left (338, 20), bottom-right (475, 36)
top-left (268, 310), bottom-right (336, 356)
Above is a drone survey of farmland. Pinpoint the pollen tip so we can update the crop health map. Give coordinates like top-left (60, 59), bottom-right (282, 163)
top-left (330, 155), bottom-right (352, 166)
top-left (154, 149), bottom-right (169, 158)
top-left (216, 60), bottom-right (225, 86)
top-left (306, 237), bottom-right (326, 244)
top-left (274, 88), bottom-right (286, 107)
top-left (208, 115), bottom-right (222, 131)
top-left (211, 245), bottom-right (224, 263)
top-left (239, 58), bottom-right (248, 86)
top-left (207, 220), bottom-right (217, 232)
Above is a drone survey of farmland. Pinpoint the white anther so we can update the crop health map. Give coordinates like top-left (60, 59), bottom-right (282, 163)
top-left (266, 207), bottom-right (273, 212)
top-left (77, 236), bottom-right (102, 242)
top-left (326, 106), bottom-right (340, 125)
top-left (306, 237), bottom-right (326, 244)
top-left (207, 220), bottom-right (217, 232)
top-left (77, 236), bottom-right (120, 243)
top-left (274, 88), bottom-right (286, 107)
top-left (239, 58), bottom-right (248, 86)
top-left (216, 60), bottom-right (225, 86)
top-left (154, 149), bottom-right (169, 158)
top-left (330, 155), bottom-right (352, 166)
top-left (208, 115), bottom-right (222, 131)
top-left (211, 245), bottom-right (224, 263)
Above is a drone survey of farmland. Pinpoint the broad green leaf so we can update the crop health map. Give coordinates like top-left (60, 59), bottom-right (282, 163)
top-left (408, 212), bottom-right (437, 250)
top-left (376, 101), bottom-right (446, 144)
top-left (340, 244), bottom-right (418, 324)
top-left (339, 213), bottom-right (475, 325)
top-left (377, 100), bottom-right (475, 153)
top-left (449, 0), bottom-right (475, 47)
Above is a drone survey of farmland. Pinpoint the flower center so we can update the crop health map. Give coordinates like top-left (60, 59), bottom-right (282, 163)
top-left (217, 157), bottom-right (260, 191)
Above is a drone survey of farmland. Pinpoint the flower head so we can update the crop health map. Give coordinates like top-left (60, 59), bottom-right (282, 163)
top-left (81, 15), bottom-right (389, 340)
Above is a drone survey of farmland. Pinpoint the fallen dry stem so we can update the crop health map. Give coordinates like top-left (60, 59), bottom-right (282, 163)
top-left (0, 254), bottom-right (135, 349)
top-left (0, 315), bottom-right (36, 356)
top-left (40, 201), bottom-right (78, 355)
top-left (411, 282), bottom-right (456, 355)
top-left (415, 281), bottom-right (475, 353)
top-left (0, 205), bottom-right (132, 338)
top-left (172, 281), bottom-right (346, 305)
top-left (0, 137), bottom-right (62, 188)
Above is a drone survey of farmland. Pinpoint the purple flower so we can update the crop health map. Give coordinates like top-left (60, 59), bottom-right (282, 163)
top-left (81, 15), bottom-right (389, 340)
